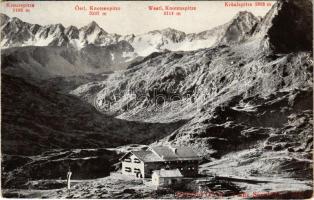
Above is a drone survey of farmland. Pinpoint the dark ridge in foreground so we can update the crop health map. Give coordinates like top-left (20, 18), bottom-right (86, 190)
top-left (1, 74), bottom-right (186, 155)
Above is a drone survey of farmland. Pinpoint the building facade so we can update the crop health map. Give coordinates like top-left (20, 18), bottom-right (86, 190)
top-left (121, 153), bottom-right (145, 178)
top-left (120, 146), bottom-right (201, 178)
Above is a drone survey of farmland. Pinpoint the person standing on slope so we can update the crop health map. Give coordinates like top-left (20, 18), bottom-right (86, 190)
top-left (67, 167), bottom-right (72, 191)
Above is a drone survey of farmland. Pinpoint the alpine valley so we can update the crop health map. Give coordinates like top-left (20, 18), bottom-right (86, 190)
top-left (1, 0), bottom-right (313, 198)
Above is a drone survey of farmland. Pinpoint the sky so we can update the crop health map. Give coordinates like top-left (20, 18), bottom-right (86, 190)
top-left (0, 1), bottom-right (274, 35)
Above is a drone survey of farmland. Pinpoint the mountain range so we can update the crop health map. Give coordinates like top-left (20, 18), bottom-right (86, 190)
top-left (0, 11), bottom-right (261, 81)
top-left (1, 11), bottom-right (260, 57)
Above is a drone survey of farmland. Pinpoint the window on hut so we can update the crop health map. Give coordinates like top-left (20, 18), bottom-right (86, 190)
top-left (125, 167), bottom-right (131, 172)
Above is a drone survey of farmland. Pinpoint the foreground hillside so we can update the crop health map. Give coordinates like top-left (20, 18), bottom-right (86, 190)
top-left (3, 167), bottom-right (312, 198)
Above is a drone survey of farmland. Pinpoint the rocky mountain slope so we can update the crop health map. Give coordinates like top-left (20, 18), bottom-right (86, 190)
top-left (252, 0), bottom-right (313, 53)
top-left (1, 11), bottom-right (259, 57)
top-left (71, 0), bottom-right (313, 180)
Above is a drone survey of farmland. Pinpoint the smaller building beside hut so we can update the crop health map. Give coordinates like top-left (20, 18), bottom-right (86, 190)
top-left (152, 169), bottom-right (183, 187)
